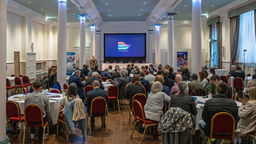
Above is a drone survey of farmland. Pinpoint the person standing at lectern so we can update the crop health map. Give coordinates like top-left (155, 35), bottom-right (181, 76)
top-left (90, 56), bottom-right (98, 71)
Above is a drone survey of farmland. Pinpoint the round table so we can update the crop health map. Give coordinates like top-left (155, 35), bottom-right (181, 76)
top-left (8, 93), bottom-right (64, 125)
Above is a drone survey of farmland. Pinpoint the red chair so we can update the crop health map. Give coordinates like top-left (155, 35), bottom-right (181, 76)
top-left (63, 84), bottom-right (68, 92)
top-left (233, 77), bottom-right (244, 91)
top-left (101, 76), bottom-right (108, 82)
top-left (49, 88), bottom-right (61, 93)
top-left (6, 78), bottom-right (16, 96)
top-left (130, 100), bottom-right (158, 144)
top-left (190, 88), bottom-right (206, 96)
top-left (14, 77), bottom-right (28, 94)
top-left (220, 76), bottom-right (228, 84)
top-left (56, 106), bottom-right (69, 141)
top-left (206, 112), bottom-right (236, 144)
top-left (22, 76), bottom-right (31, 86)
top-left (88, 97), bottom-right (108, 134)
top-left (6, 100), bottom-right (24, 141)
top-left (84, 85), bottom-right (94, 99)
top-left (129, 93), bottom-right (147, 124)
top-left (107, 85), bottom-right (120, 112)
top-left (23, 104), bottom-right (49, 144)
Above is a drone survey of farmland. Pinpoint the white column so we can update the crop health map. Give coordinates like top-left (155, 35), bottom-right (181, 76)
top-left (191, 0), bottom-right (202, 74)
top-left (57, 0), bottom-right (67, 87)
top-left (95, 26), bottom-right (101, 68)
top-left (167, 13), bottom-right (177, 71)
top-left (90, 25), bottom-right (96, 57)
top-left (154, 25), bottom-right (161, 66)
top-left (25, 17), bottom-right (32, 53)
top-left (0, 0), bottom-right (9, 143)
top-left (79, 16), bottom-right (86, 68)
top-left (147, 28), bottom-right (154, 63)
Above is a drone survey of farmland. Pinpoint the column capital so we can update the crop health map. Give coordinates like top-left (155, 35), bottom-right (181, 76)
top-left (58, 0), bottom-right (67, 3)
top-left (167, 13), bottom-right (176, 20)
top-left (154, 24), bottom-right (161, 31)
top-left (79, 14), bottom-right (87, 22)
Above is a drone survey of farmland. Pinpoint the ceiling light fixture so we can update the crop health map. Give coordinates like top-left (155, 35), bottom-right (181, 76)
top-left (28, 1), bottom-right (31, 4)
top-left (143, 2), bottom-right (146, 5)
top-left (105, 2), bottom-right (109, 6)
top-left (154, 24), bottom-right (161, 31)
top-left (201, 13), bottom-right (208, 18)
top-left (58, 0), bottom-right (67, 3)
top-left (45, 16), bottom-right (56, 21)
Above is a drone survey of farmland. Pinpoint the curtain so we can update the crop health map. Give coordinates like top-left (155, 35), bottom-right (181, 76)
top-left (237, 10), bottom-right (256, 65)
top-left (230, 16), bottom-right (240, 65)
top-left (209, 25), bottom-right (212, 67)
top-left (210, 24), bottom-right (218, 68)
top-left (255, 10), bottom-right (256, 36)
top-left (217, 22), bottom-right (222, 68)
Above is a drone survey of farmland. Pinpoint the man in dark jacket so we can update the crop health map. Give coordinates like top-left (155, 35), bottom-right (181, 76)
top-left (68, 70), bottom-right (86, 100)
top-left (101, 67), bottom-right (112, 79)
top-left (200, 82), bottom-right (238, 136)
top-left (85, 80), bottom-right (108, 128)
top-left (81, 64), bottom-right (89, 77)
top-left (232, 66), bottom-right (245, 80)
top-left (163, 69), bottom-right (175, 90)
top-left (86, 72), bottom-right (104, 89)
top-left (170, 82), bottom-right (197, 116)
top-left (139, 72), bottom-right (150, 94)
top-left (112, 70), bottom-right (129, 99)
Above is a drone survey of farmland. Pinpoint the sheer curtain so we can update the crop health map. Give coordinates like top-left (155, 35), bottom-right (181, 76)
top-left (210, 23), bottom-right (218, 68)
top-left (230, 16), bottom-right (240, 65)
top-left (237, 10), bottom-right (256, 65)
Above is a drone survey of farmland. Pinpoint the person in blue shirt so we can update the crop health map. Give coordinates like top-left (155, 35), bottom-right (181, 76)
top-left (68, 70), bottom-right (86, 100)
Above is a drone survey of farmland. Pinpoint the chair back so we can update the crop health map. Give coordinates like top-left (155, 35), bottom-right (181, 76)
top-left (107, 85), bottom-right (119, 98)
top-left (132, 93), bottom-right (147, 106)
top-left (50, 88), bottom-right (61, 93)
top-left (90, 97), bottom-right (108, 117)
top-left (84, 85), bottom-right (94, 98)
top-left (190, 88), bottom-right (206, 96)
top-left (101, 77), bottom-right (108, 82)
top-left (141, 85), bottom-right (146, 95)
top-left (63, 84), bottom-right (68, 91)
top-left (6, 78), bottom-right (11, 87)
top-left (24, 104), bottom-right (44, 126)
top-left (96, 75), bottom-right (101, 80)
top-left (22, 76), bottom-right (30, 83)
top-left (220, 76), bottom-right (228, 84)
top-left (233, 77), bottom-right (244, 91)
top-left (210, 112), bottom-right (236, 140)
top-left (132, 100), bottom-right (145, 122)
top-left (6, 101), bottom-right (21, 120)
top-left (15, 77), bottom-right (22, 85)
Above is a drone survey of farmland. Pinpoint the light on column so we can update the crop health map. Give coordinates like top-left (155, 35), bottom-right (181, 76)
top-left (154, 24), bottom-right (161, 31)
top-left (90, 25), bottom-right (96, 32)
top-left (80, 15), bottom-right (86, 22)
top-left (58, 0), bottom-right (67, 3)
top-left (192, 0), bottom-right (201, 2)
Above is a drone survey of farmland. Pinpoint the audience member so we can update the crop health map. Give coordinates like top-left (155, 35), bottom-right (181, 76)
top-left (108, 65), bottom-right (114, 74)
top-left (149, 64), bottom-right (157, 72)
top-left (229, 65), bottom-right (236, 76)
top-left (199, 82), bottom-right (238, 136)
top-left (170, 74), bottom-right (188, 96)
top-left (182, 68), bottom-right (190, 81)
top-left (168, 66), bottom-right (175, 80)
top-left (207, 68), bottom-right (215, 79)
top-left (61, 83), bottom-right (79, 108)
top-left (253, 69), bottom-right (256, 79)
top-left (238, 86), bottom-right (256, 141)
top-left (232, 66), bottom-right (245, 80)
top-left (112, 70), bottom-right (129, 99)
top-left (199, 71), bottom-right (208, 87)
top-left (81, 64), bottom-right (89, 77)
top-left (145, 70), bottom-right (155, 84)
top-left (144, 81), bottom-right (171, 122)
top-left (49, 68), bottom-right (57, 87)
top-left (85, 80), bottom-right (108, 128)
top-left (68, 70), bottom-right (86, 100)
top-left (86, 72), bottom-right (103, 89)
top-left (126, 75), bottom-right (145, 107)
top-left (101, 67), bottom-right (112, 79)
top-left (170, 82), bottom-right (197, 116)
top-left (188, 73), bottom-right (203, 95)
top-left (162, 69), bottom-right (175, 90)
top-left (201, 66), bottom-right (208, 78)
top-left (90, 56), bottom-right (98, 71)
top-left (139, 72), bottom-right (150, 94)
top-left (155, 75), bottom-right (170, 95)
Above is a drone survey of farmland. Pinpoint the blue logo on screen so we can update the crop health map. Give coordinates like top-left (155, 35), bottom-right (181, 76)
top-left (118, 42), bottom-right (131, 52)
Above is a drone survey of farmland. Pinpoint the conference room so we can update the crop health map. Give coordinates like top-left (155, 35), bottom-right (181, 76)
top-left (1, 0), bottom-right (256, 143)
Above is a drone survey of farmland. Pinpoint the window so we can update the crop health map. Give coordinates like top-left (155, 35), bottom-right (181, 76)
top-left (210, 23), bottom-right (218, 68)
top-left (237, 10), bottom-right (256, 65)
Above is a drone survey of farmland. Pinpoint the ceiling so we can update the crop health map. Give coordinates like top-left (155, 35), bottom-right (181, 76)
top-left (13, 0), bottom-right (236, 23)
top-left (13, 0), bottom-right (81, 22)
top-left (92, 0), bottom-right (160, 21)
top-left (161, 0), bottom-right (235, 21)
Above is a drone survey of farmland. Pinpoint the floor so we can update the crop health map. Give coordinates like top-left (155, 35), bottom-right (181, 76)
top-left (9, 104), bottom-right (161, 144)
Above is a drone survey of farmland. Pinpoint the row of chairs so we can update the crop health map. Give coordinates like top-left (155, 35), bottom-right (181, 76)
top-left (6, 76), bottom-right (31, 95)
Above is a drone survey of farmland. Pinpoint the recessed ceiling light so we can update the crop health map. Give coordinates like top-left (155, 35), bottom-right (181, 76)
top-left (28, 1), bottom-right (31, 4)
top-left (211, 4), bottom-right (215, 7)
top-left (138, 13), bottom-right (141, 16)
top-left (41, 8), bottom-right (44, 11)
top-left (184, 5), bottom-right (187, 8)
top-left (109, 14), bottom-right (112, 17)
top-left (107, 9), bottom-right (110, 12)
top-left (143, 2), bottom-right (146, 5)
top-left (105, 2), bottom-right (109, 6)
top-left (140, 8), bottom-right (143, 12)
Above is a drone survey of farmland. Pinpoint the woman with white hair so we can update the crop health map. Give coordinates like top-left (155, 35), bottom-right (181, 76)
top-left (144, 81), bottom-right (171, 122)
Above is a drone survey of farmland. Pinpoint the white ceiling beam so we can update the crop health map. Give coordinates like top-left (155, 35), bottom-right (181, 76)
top-left (146, 0), bottom-right (182, 25)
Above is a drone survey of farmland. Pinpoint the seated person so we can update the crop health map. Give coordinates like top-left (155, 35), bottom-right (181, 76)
top-left (61, 83), bottom-right (79, 108)
top-left (101, 67), bottom-right (112, 79)
top-left (170, 74), bottom-right (188, 96)
top-left (168, 66), bottom-right (176, 80)
top-left (144, 81), bottom-right (171, 122)
top-left (86, 72), bottom-right (103, 89)
top-left (238, 86), bottom-right (256, 143)
top-left (207, 68), bottom-right (215, 79)
top-left (252, 69), bottom-right (256, 79)
top-left (81, 64), bottom-right (89, 77)
top-left (199, 71), bottom-right (208, 87)
top-left (145, 70), bottom-right (155, 84)
top-left (68, 70), bottom-right (86, 100)
top-left (126, 75), bottom-right (145, 107)
top-left (162, 69), bottom-right (175, 90)
top-left (85, 80), bottom-right (108, 128)
top-left (112, 70), bottom-right (129, 99)
top-left (188, 73), bottom-right (203, 95)
top-left (155, 75), bottom-right (170, 95)
top-left (24, 81), bottom-right (51, 138)
top-left (199, 82), bottom-right (238, 136)
top-left (139, 72), bottom-right (150, 94)
top-left (170, 81), bottom-right (197, 116)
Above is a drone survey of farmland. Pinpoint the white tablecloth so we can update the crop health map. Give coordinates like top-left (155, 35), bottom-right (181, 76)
top-left (102, 63), bottom-right (152, 70)
top-left (194, 96), bottom-right (241, 130)
top-left (207, 69), bottom-right (227, 76)
top-left (8, 93), bottom-right (63, 125)
top-left (102, 82), bottom-right (113, 91)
